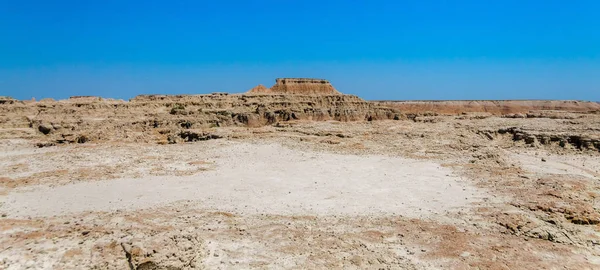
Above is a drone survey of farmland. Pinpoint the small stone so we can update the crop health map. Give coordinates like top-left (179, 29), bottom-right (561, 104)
top-left (460, 252), bottom-right (471, 258)
top-left (38, 123), bottom-right (53, 135)
top-left (541, 158), bottom-right (547, 162)
top-left (81, 231), bottom-right (90, 236)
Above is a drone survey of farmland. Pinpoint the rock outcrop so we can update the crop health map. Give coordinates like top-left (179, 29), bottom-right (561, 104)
top-left (247, 84), bottom-right (270, 94)
top-left (477, 127), bottom-right (600, 152)
top-left (0, 96), bottom-right (16, 105)
top-left (0, 93), bottom-right (399, 144)
top-left (376, 100), bottom-right (600, 115)
top-left (248, 78), bottom-right (342, 95)
top-left (4, 78), bottom-right (600, 146)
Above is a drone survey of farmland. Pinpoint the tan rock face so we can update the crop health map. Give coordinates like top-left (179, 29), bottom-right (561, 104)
top-left (0, 96), bottom-right (16, 105)
top-left (375, 100), bottom-right (600, 115)
top-left (247, 84), bottom-right (270, 94)
top-left (248, 78), bottom-right (342, 95)
top-left (0, 93), bottom-right (399, 145)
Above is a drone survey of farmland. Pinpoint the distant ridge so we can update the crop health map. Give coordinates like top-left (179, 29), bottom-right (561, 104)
top-left (374, 100), bottom-right (600, 115)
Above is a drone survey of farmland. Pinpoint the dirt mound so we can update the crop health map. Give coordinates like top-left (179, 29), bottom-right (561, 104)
top-left (247, 84), bottom-right (270, 94)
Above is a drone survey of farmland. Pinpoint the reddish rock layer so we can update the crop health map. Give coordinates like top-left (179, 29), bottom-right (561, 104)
top-left (248, 78), bottom-right (341, 95)
top-left (375, 100), bottom-right (600, 115)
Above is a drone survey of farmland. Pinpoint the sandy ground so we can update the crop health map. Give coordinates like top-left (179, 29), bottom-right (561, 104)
top-left (1, 117), bottom-right (600, 269)
top-left (2, 142), bottom-right (482, 219)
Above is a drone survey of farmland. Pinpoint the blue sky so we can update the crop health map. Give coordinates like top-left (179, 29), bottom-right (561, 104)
top-left (1, 0), bottom-right (599, 101)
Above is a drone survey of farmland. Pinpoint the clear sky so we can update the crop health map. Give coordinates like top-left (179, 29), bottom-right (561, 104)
top-left (1, 0), bottom-right (599, 101)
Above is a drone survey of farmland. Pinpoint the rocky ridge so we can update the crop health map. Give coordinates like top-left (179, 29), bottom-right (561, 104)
top-left (247, 78), bottom-right (342, 95)
top-left (376, 100), bottom-right (600, 115)
top-left (477, 127), bottom-right (600, 152)
top-left (2, 79), bottom-right (600, 149)
top-left (0, 93), bottom-right (399, 145)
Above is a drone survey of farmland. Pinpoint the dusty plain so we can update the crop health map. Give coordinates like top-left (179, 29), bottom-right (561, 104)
top-left (1, 91), bottom-right (600, 269)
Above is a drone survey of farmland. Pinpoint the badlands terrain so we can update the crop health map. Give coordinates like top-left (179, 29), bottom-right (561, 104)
top-left (1, 79), bottom-right (600, 269)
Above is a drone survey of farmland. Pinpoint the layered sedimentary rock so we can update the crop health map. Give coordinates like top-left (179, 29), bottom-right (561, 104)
top-left (248, 78), bottom-right (341, 95)
top-left (476, 127), bottom-right (600, 152)
top-left (0, 93), bottom-right (399, 144)
top-left (375, 100), bottom-right (600, 115)
top-left (4, 77), bottom-right (600, 146)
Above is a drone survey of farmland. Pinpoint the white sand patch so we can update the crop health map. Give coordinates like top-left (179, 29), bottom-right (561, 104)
top-left (1, 142), bottom-right (483, 218)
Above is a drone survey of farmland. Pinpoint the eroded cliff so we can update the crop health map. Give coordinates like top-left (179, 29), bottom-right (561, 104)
top-left (375, 100), bottom-right (600, 115)
top-left (247, 78), bottom-right (341, 95)
top-left (0, 93), bottom-right (399, 145)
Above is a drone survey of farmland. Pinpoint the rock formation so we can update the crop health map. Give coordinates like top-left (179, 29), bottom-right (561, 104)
top-left (0, 96), bottom-right (15, 105)
top-left (375, 100), bottom-right (600, 115)
top-left (0, 92), bottom-right (399, 145)
top-left (3, 78), bottom-right (600, 146)
top-left (247, 84), bottom-right (270, 94)
top-left (247, 78), bottom-right (342, 95)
